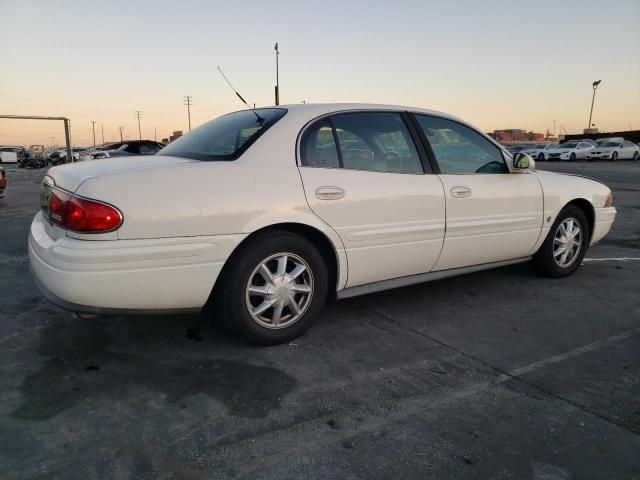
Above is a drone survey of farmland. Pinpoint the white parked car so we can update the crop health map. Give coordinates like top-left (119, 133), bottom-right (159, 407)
top-left (587, 140), bottom-right (639, 161)
top-left (545, 141), bottom-right (594, 161)
top-left (523, 143), bottom-right (554, 161)
top-left (29, 104), bottom-right (616, 344)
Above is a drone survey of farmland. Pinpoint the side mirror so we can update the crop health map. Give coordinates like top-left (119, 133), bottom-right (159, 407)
top-left (513, 152), bottom-right (535, 172)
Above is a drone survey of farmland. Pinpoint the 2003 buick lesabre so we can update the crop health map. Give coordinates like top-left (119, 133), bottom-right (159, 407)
top-left (29, 104), bottom-right (616, 344)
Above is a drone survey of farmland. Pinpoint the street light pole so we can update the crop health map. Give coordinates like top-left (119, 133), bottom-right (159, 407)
top-left (587, 80), bottom-right (601, 130)
top-left (274, 42), bottom-right (280, 106)
top-left (91, 121), bottom-right (96, 147)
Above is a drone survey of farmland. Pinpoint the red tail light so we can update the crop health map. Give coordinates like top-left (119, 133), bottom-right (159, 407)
top-left (48, 189), bottom-right (122, 233)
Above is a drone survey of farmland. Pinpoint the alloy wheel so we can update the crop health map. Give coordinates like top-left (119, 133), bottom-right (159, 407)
top-left (553, 218), bottom-right (582, 268)
top-left (245, 252), bottom-right (314, 329)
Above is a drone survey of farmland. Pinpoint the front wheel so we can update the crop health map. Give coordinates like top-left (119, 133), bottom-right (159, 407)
top-left (610, 151), bottom-right (618, 162)
top-left (633, 151), bottom-right (639, 161)
top-left (538, 153), bottom-right (545, 161)
top-left (531, 205), bottom-right (589, 278)
top-left (569, 153), bottom-right (576, 161)
top-left (215, 231), bottom-right (329, 345)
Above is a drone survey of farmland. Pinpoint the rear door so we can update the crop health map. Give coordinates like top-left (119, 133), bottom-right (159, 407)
top-left (412, 113), bottom-right (543, 271)
top-left (297, 111), bottom-right (446, 288)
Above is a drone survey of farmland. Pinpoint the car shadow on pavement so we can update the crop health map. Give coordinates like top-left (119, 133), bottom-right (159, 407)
top-left (10, 314), bottom-right (298, 422)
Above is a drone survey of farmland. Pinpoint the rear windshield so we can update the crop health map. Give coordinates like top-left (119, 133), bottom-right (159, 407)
top-left (158, 108), bottom-right (287, 161)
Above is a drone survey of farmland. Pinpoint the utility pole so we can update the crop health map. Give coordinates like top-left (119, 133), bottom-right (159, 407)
top-left (91, 121), bottom-right (96, 147)
top-left (101, 124), bottom-right (104, 145)
top-left (118, 126), bottom-right (124, 142)
top-left (587, 80), bottom-right (601, 131)
top-left (135, 111), bottom-right (143, 140)
top-left (274, 42), bottom-right (280, 105)
top-left (183, 96), bottom-right (193, 131)
top-left (154, 127), bottom-right (157, 141)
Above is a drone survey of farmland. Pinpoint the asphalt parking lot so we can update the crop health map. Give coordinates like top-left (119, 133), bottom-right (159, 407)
top-left (1, 160), bottom-right (639, 479)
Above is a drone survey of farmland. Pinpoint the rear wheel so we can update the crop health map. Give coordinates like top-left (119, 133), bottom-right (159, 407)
top-left (531, 205), bottom-right (589, 278)
top-left (633, 151), bottom-right (639, 161)
top-left (215, 231), bottom-right (329, 345)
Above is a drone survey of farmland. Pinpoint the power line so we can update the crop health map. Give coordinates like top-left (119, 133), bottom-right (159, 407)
top-left (135, 111), bottom-right (143, 141)
top-left (183, 96), bottom-right (193, 131)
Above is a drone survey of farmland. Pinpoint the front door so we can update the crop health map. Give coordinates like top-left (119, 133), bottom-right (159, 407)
top-left (297, 111), bottom-right (446, 287)
top-left (412, 114), bottom-right (544, 271)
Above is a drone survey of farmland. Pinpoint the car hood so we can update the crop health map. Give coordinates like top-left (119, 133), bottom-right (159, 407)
top-left (45, 155), bottom-right (197, 192)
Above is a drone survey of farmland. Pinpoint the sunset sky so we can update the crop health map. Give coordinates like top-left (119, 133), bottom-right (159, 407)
top-left (1, 0), bottom-right (639, 147)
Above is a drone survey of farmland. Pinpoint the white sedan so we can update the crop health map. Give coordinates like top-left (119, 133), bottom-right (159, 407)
top-left (587, 140), bottom-right (640, 161)
top-left (29, 104), bottom-right (616, 344)
top-left (545, 141), bottom-right (594, 161)
top-left (523, 143), bottom-right (553, 161)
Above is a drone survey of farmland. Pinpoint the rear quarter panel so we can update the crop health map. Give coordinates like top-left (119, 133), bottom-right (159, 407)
top-left (74, 157), bottom-right (348, 289)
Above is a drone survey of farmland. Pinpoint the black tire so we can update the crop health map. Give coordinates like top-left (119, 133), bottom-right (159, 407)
top-left (214, 231), bottom-right (329, 345)
top-left (537, 153), bottom-right (544, 162)
top-left (531, 205), bottom-right (589, 278)
top-left (610, 151), bottom-right (618, 162)
top-left (569, 153), bottom-right (576, 161)
top-left (633, 151), bottom-right (639, 161)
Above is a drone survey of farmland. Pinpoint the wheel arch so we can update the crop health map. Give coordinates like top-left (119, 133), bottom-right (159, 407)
top-left (564, 198), bottom-right (595, 242)
top-left (206, 222), bottom-right (343, 309)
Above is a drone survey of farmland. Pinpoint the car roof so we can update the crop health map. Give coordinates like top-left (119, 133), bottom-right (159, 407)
top-left (276, 102), bottom-right (461, 121)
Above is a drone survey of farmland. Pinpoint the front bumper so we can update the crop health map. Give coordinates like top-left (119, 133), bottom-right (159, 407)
top-left (591, 207), bottom-right (616, 246)
top-left (29, 211), bottom-right (244, 314)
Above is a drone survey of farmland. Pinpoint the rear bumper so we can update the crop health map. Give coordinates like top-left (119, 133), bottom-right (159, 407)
top-left (29, 211), bottom-right (245, 314)
top-left (591, 207), bottom-right (616, 245)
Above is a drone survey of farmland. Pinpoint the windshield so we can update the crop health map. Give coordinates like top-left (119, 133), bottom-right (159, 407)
top-left (558, 142), bottom-right (578, 149)
top-left (158, 108), bottom-right (287, 161)
top-left (602, 142), bottom-right (621, 147)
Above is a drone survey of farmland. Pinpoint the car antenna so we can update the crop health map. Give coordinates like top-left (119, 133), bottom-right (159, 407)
top-left (217, 66), bottom-right (264, 123)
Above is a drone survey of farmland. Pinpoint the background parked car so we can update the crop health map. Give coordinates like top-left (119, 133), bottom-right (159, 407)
top-left (506, 145), bottom-right (530, 154)
top-left (49, 147), bottom-right (89, 165)
top-left (78, 140), bottom-right (164, 160)
top-left (545, 141), bottom-right (593, 161)
top-left (0, 146), bottom-right (26, 164)
top-left (595, 137), bottom-right (624, 147)
top-left (523, 143), bottom-right (554, 161)
top-left (587, 140), bottom-right (640, 161)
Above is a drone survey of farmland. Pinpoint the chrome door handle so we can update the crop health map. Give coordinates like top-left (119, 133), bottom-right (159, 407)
top-left (450, 186), bottom-right (471, 198)
top-left (315, 186), bottom-right (345, 200)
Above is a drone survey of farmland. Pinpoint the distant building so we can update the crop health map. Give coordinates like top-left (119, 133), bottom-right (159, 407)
top-left (490, 129), bottom-right (545, 143)
top-left (169, 130), bottom-right (183, 142)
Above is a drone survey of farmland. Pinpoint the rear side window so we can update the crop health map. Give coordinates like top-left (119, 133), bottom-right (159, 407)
top-left (300, 119), bottom-right (340, 168)
top-left (414, 115), bottom-right (507, 174)
top-left (159, 108), bottom-right (286, 161)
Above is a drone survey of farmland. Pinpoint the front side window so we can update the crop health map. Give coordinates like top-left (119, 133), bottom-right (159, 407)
top-left (333, 112), bottom-right (423, 174)
top-left (159, 108), bottom-right (286, 161)
top-left (414, 115), bottom-right (508, 174)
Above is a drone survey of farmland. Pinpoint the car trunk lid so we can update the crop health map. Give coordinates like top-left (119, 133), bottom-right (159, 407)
top-left (45, 155), bottom-right (196, 193)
